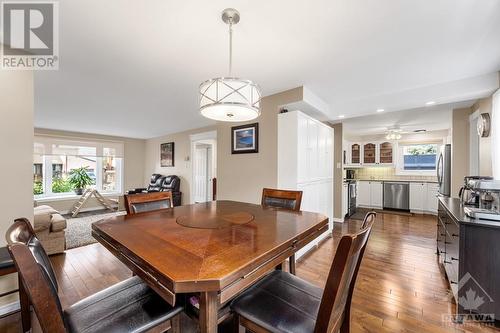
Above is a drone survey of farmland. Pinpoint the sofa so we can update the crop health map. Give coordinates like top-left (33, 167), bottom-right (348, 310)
top-left (128, 174), bottom-right (182, 206)
top-left (33, 205), bottom-right (67, 255)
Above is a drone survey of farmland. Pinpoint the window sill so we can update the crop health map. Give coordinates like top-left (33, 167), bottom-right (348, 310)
top-left (34, 192), bottom-right (122, 203)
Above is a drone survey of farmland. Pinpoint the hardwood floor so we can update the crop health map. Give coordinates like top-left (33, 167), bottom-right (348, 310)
top-left (1, 212), bottom-right (499, 332)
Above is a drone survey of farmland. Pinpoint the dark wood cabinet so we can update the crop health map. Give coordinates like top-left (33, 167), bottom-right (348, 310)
top-left (351, 144), bottom-right (360, 164)
top-left (379, 142), bottom-right (393, 164)
top-left (363, 143), bottom-right (376, 164)
top-left (437, 198), bottom-right (500, 323)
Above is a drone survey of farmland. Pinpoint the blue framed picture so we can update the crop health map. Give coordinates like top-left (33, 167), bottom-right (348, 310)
top-left (231, 123), bottom-right (259, 154)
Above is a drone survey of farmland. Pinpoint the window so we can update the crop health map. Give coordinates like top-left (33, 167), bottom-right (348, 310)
top-left (33, 136), bottom-right (124, 198)
top-left (396, 143), bottom-right (440, 175)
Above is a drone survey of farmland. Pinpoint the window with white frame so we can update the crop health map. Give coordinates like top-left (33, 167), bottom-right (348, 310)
top-left (396, 143), bottom-right (440, 175)
top-left (33, 136), bottom-right (124, 198)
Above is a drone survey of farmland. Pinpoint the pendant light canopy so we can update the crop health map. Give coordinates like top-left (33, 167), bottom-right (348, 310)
top-left (199, 8), bottom-right (262, 122)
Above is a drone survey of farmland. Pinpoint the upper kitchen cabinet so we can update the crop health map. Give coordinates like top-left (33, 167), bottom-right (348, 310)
top-left (344, 141), bottom-right (394, 166)
top-left (350, 143), bottom-right (361, 165)
top-left (378, 141), bottom-right (393, 164)
top-left (363, 143), bottom-right (377, 164)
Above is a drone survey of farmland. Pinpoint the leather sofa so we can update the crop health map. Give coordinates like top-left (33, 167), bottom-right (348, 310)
top-left (161, 175), bottom-right (181, 207)
top-left (33, 205), bottom-right (67, 255)
top-left (129, 174), bottom-right (182, 206)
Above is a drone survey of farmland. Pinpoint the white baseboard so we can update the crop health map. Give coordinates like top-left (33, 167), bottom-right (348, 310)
top-left (332, 217), bottom-right (345, 223)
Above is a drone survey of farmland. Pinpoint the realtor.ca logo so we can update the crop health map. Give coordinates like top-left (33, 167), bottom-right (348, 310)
top-left (442, 273), bottom-right (495, 327)
top-left (1, 1), bottom-right (59, 70)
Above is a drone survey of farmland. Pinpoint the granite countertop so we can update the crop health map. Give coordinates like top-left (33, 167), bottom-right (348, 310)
top-left (345, 178), bottom-right (438, 183)
top-left (438, 196), bottom-right (500, 229)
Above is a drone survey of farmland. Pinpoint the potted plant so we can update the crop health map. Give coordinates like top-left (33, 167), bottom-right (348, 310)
top-left (68, 166), bottom-right (94, 195)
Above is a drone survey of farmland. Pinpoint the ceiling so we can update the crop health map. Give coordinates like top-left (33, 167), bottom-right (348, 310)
top-left (34, 0), bottom-right (500, 139)
top-left (341, 102), bottom-right (464, 138)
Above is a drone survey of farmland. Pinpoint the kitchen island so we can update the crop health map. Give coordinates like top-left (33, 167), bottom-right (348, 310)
top-left (437, 196), bottom-right (500, 324)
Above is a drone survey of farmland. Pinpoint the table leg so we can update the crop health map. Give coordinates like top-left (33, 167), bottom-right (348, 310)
top-left (18, 275), bottom-right (31, 333)
top-left (199, 291), bottom-right (218, 333)
top-left (289, 254), bottom-right (296, 275)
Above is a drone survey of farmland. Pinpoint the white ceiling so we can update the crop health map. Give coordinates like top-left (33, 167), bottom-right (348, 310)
top-left (341, 102), bottom-right (465, 138)
top-left (34, 0), bottom-right (500, 139)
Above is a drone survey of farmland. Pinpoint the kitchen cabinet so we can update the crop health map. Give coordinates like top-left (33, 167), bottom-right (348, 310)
top-left (344, 141), bottom-right (394, 166)
top-left (437, 197), bottom-right (500, 320)
top-left (410, 182), bottom-right (426, 212)
top-left (426, 183), bottom-right (439, 213)
top-left (342, 182), bottom-right (348, 217)
top-left (357, 181), bottom-right (383, 209)
top-left (363, 143), bottom-right (377, 164)
top-left (378, 141), bottom-right (393, 164)
top-left (278, 110), bottom-right (334, 259)
top-left (410, 182), bottom-right (439, 214)
top-left (350, 143), bottom-right (361, 165)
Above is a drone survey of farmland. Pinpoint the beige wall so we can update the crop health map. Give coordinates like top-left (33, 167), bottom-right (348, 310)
top-left (216, 87), bottom-right (303, 204)
top-left (0, 70), bottom-right (34, 306)
top-left (144, 126), bottom-right (216, 205)
top-left (34, 128), bottom-right (146, 212)
top-left (332, 123), bottom-right (343, 219)
top-left (471, 97), bottom-right (493, 176)
top-left (451, 107), bottom-right (472, 197)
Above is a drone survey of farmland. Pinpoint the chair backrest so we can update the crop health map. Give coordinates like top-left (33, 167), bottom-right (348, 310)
top-left (161, 175), bottom-right (180, 192)
top-left (147, 174), bottom-right (166, 192)
top-left (124, 191), bottom-right (173, 215)
top-left (314, 212), bottom-right (376, 333)
top-left (5, 218), bottom-right (59, 292)
top-left (8, 243), bottom-right (66, 333)
top-left (261, 188), bottom-right (303, 211)
top-left (361, 211), bottom-right (376, 229)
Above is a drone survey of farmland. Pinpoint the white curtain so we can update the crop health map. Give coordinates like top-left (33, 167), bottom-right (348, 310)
top-left (492, 89), bottom-right (500, 179)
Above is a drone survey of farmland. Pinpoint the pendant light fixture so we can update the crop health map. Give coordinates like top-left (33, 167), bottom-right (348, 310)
top-left (199, 8), bottom-right (262, 122)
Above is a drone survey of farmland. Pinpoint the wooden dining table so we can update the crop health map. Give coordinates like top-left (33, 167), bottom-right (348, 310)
top-left (92, 200), bottom-right (328, 333)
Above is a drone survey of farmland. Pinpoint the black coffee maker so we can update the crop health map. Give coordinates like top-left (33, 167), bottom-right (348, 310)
top-left (346, 170), bottom-right (356, 180)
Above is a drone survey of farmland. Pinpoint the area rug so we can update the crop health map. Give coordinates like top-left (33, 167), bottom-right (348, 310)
top-left (65, 211), bottom-right (126, 249)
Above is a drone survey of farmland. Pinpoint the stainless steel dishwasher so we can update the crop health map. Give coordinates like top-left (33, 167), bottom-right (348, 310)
top-left (383, 182), bottom-right (410, 210)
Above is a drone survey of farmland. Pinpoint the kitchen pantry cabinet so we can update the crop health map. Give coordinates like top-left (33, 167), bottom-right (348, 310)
top-left (278, 110), bottom-right (334, 259)
top-left (410, 182), bottom-right (439, 214)
top-left (344, 141), bottom-right (393, 166)
top-left (357, 181), bottom-right (383, 209)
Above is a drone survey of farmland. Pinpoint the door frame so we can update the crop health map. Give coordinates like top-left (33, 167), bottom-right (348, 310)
top-left (190, 131), bottom-right (217, 204)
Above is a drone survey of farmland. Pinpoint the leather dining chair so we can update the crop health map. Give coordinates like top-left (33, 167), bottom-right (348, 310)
top-left (231, 212), bottom-right (376, 333)
top-left (261, 188), bottom-right (303, 274)
top-left (6, 218), bottom-right (183, 333)
top-left (124, 191), bottom-right (173, 215)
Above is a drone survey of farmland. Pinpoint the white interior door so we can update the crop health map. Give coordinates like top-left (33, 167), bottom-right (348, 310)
top-left (194, 146), bottom-right (208, 203)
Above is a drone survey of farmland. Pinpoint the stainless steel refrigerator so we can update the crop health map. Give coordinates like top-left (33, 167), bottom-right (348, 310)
top-left (437, 144), bottom-right (451, 196)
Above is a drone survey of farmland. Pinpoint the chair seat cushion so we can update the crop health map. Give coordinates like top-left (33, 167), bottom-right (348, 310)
top-left (231, 270), bottom-right (323, 333)
top-left (64, 276), bottom-right (182, 333)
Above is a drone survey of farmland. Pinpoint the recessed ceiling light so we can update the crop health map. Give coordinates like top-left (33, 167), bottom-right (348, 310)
top-left (425, 101), bottom-right (436, 106)
top-left (338, 115), bottom-right (345, 118)
top-left (376, 108), bottom-right (385, 113)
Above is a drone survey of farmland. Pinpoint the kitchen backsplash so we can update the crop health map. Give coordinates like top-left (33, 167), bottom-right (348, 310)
top-left (347, 167), bottom-right (438, 181)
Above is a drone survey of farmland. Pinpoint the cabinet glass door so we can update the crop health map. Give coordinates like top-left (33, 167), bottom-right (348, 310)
top-left (351, 144), bottom-right (360, 164)
top-left (379, 142), bottom-right (393, 164)
top-left (363, 143), bottom-right (376, 164)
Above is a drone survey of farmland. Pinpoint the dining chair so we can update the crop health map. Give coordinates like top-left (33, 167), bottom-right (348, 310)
top-left (124, 191), bottom-right (173, 215)
top-left (261, 188), bottom-right (303, 274)
top-left (261, 188), bottom-right (302, 212)
top-left (6, 218), bottom-right (183, 333)
top-left (231, 212), bottom-right (376, 333)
